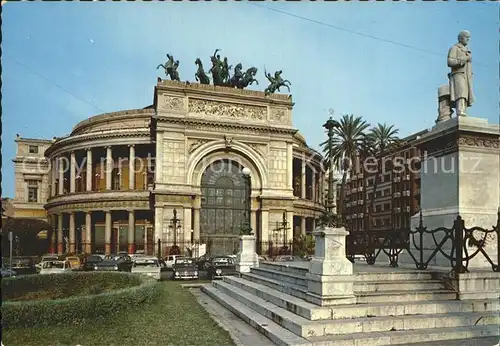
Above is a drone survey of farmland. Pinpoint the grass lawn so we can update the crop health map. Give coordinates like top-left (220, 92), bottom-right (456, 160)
top-left (2, 280), bottom-right (235, 346)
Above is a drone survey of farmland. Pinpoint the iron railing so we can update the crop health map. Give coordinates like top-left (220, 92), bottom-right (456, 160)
top-left (346, 209), bottom-right (500, 273)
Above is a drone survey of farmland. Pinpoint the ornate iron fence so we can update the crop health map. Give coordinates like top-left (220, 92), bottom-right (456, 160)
top-left (346, 209), bottom-right (500, 273)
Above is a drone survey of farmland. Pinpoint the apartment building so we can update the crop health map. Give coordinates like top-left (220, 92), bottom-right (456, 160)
top-left (337, 129), bottom-right (428, 232)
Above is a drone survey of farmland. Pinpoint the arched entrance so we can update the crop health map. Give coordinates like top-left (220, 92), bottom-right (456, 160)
top-left (200, 159), bottom-right (248, 256)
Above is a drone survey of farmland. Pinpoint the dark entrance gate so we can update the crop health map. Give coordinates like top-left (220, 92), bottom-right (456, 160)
top-left (200, 159), bottom-right (248, 256)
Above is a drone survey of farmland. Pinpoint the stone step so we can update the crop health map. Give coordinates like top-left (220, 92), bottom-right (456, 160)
top-left (354, 280), bottom-right (446, 292)
top-left (212, 280), bottom-right (500, 338)
top-left (251, 267), bottom-right (308, 287)
top-left (406, 336), bottom-right (500, 346)
top-left (225, 275), bottom-right (499, 320)
top-left (357, 289), bottom-right (457, 303)
top-left (242, 271), bottom-right (309, 300)
top-left (202, 284), bottom-right (311, 346)
top-left (260, 262), bottom-right (309, 276)
top-left (224, 275), bottom-right (332, 320)
top-left (354, 268), bottom-right (434, 282)
top-left (307, 325), bottom-right (499, 346)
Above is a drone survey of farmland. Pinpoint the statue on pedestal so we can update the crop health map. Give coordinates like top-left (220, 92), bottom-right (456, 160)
top-left (447, 30), bottom-right (475, 117)
top-left (264, 70), bottom-right (291, 94)
top-left (157, 54), bottom-right (180, 81)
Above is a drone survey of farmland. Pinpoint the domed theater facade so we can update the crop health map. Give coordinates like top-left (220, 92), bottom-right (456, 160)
top-left (43, 80), bottom-right (325, 256)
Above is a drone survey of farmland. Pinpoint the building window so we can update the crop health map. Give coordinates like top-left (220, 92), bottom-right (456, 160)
top-left (28, 145), bottom-right (39, 154)
top-left (383, 203), bottom-right (390, 211)
top-left (27, 180), bottom-right (38, 202)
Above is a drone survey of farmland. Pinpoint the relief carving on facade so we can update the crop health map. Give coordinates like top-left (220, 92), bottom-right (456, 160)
top-left (248, 143), bottom-right (266, 157)
top-left (52, 200), bottom-right (149, 212)
top-left (269, 107), bottom-right (289, 124)
top-left (188, 139), bottom-right (209, 154)
top-left (458, 136), bottom-right (499, 149)
top-left (190, 123), bottom-right (262, 135)
top-left (161, 95), bottom-right (185, 112)
top-left (156, 194), bottom-right (193, 204)
top-left (224, 135), bottom-right (233, 148)
top-left (188, 98), bottom-right (266, 121)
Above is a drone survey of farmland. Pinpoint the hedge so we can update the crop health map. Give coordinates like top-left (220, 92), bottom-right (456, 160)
top-left (1, 272), bottom-right (159, 328)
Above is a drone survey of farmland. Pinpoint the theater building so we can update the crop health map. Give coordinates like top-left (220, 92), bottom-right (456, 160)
top-left (35, 80), bottom-right (325, 256)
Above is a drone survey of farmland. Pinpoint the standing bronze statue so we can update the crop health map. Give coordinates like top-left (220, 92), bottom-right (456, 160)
top-left (157, 54), bottom-right (180, 81)
top-left (209, 49), bottom-right (225, 86)
top-left (447, 30), bottom-right (474, 117)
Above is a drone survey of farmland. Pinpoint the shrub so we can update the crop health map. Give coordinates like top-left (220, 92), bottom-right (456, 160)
top-left (1, 272), bottom-right (159, 328)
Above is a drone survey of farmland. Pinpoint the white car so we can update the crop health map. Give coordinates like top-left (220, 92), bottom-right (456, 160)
top-left (131, 257), bottom-right (169, 281)
top-left (40, 260), bottom-right (72, 275)
top-left (35, 255), bottom-right (59, 272)
top-left (165, 255), bottom-right (186, 269)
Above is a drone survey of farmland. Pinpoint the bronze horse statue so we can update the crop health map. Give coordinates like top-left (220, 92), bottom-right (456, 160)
top-left (194, 58), bottom-right (210, 84)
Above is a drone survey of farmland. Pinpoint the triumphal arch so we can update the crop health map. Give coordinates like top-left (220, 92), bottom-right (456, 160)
top-left (152, 80), bottom-right (324, 255)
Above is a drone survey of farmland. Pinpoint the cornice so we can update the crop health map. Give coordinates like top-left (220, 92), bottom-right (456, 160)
top-left (156, 116), bottom-right (297, 136)
top-left (45, 130), bottom-right (152, 157)
top-left (45, 190), bottom-right (150, 209)
top-left (71, 108), bottom-right (154, 134)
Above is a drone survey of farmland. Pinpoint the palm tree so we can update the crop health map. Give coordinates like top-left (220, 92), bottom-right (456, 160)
top-left (365, 123), bottom-right (399, 230)
top-left (320, 114), bottom-right (370, 222)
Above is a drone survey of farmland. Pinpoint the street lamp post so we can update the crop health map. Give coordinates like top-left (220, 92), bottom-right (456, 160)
top-left (280, 211), bottom-right (290, 253)
top-left (170, 209), bottom-right (181, 246)
top-left (322, 116), bottom-right (342, 227)
top-left (240, 167), bottom-right (253, 235)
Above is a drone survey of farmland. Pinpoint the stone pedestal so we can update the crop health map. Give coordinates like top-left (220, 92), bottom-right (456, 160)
top-left (305, 226), bottom-right (356, 306)
top-left (401, 117), bottom-right (499, 269)
top-left (235, 235), bottom-right (259, 273)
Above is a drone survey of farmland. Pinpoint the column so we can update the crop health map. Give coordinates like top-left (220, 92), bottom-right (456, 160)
top-left (49, 214), bottom-right (56, 253)
top-left (319, 172), bottom-right (324, 205)
top-left (286, 143), bottom-right (293, 190)
top-left (70, 152), bottom-right (76, 193)
top-left (183, 208), bottom-right (192, 244)
top-left (312, 170), bottom-right (316, 202)
top-left (57, 214), bottom-right (63, 255)
top-left (155, 132), bottom-right (163, 183)
top-left (154, 207), bottom-right (163, 256)
top-left (51, 159), bottom-right (56, 197)
top-left (260, 210), bottom-right (269, 243)
top-left (312, 218), bottom-right (316, 231)
top-left (301, 217), bottom-right (306, 236)
top-left (251, 210), bottom-right (257, 235)
top-left (287, 211), bottom-right (294, 242)
top-left (128, 210), bottom-right (135, 254)
top-left (105, 211), bottom-right (112, 255)
top-left (58, 157), bottom-right (64, 195)
top-left (86, 149), bottom-right (92, 191)
top-left (301, 155), bottom-right (306, 199)
top-left (106, 146), bottom-right (112, 190)
top-left (69, 212), bottom-right (75, 253)
top-left (85, 212), bottom-right (92, 254)
top-left (193, 208), bottom-right (200, 241)
top-left (129, 145), bottom-right (135, 190)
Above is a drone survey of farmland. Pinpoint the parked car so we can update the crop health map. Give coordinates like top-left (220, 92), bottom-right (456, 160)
top-left (81, 255), bottom-right (103, 271)
top-left (66, 256), bottom-right (82, 270)
top-left (131, 257), bottom-right (169, 281)
top-left (35, 255), bottom-right (60, 272)
top-left (165, 255), bottom-right (186, 269)
top-left (172, 258), bottom-right (199, 280)
top-left (40, 260), bottom-right (72, 275)
top-left (206, 256), bottom-right (237, 280)
top-left (1, 268), bottom-right (17, 278)
top-left (11, 257), bottom-right (37, 275)
top-left (94, 256), bottom-right (132, 272)
top-left (273, 255), bottom-right (294, 262)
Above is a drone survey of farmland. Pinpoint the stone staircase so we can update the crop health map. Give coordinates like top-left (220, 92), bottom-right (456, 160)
top-left (202, 262), bottom-right (500, 346)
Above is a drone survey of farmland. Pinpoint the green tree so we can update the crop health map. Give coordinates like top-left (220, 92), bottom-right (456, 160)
top-left (365, 123), bottom-right (399, 230)
top-left (320, 114), bottom-right (370, 223)
top-left (293, 234), bottom-right (315, 258)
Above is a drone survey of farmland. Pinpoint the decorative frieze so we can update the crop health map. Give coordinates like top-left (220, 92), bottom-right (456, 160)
top-left (269, 107), bottom-right (290, 125)
top-left (188, 98), bottom-right (266, 121)
top-left (48, 200), bottom-right (150, 213)
top-left (261, 198), bottom-right (294, 209)
top-left (458, 136), bottom-right (499, 149)
top-left (160, 95), bottom-right (185, 112)
top-left (155, 194), bottom-right (193, 204)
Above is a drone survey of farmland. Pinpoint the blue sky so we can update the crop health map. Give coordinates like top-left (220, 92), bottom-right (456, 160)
top-left (2, 2), bottom-right (498, 198)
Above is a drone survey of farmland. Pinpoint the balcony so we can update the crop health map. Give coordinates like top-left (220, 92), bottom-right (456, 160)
top-left (394, 177), bottom-right (401, 182)
top-left (358, 200), bottom-right (364, 205)
top-left (358, 186), bottom-right (364, 191)
top-left (404, 174), bottom-right (410, 181)
top-left (358, 213), bottom-right (364, 218)
top-left (394, 207), bottom-right (401, 212)
top-left (405, 206), bottom-right (410, 212)
top-left (393, 192), bottom-right (401, 198)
